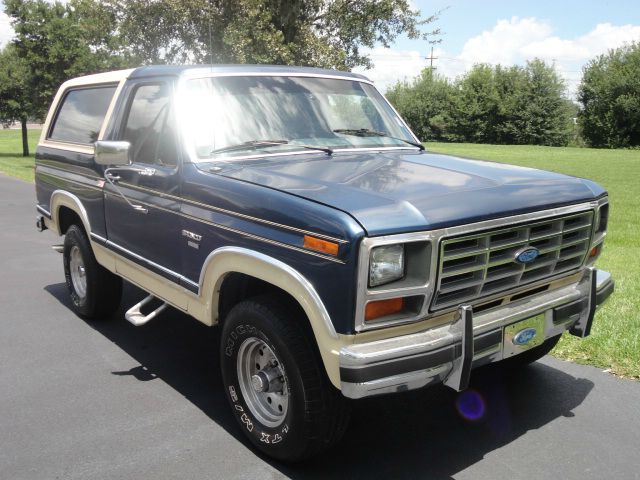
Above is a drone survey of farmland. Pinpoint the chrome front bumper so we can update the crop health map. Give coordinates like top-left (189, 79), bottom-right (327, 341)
top-left (340, 268), bottom-right (614, 399)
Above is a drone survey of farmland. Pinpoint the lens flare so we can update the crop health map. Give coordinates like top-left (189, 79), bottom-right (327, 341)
top-left (455, 389), bottom-right (485, 421)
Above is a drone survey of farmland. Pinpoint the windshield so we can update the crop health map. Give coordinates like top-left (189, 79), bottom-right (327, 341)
top-left (179, 75), bottom-right (417, 160)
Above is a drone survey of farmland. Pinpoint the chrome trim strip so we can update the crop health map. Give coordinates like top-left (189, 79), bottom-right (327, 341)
top-left (37, 161), bottom-right (103, 181)
top-left (41, 167), bottom-right (347, 257)
top-left (39, 162), bottom-right (349, 247)
top-left (38, 140), bottom-right (95, 155)
top-left (89, 232), bottom-right (107, 243)
top-left (38, 165), bottom-right (104, 190)
top-left (104, 239), bottom-right (195, 288)
top-left (354, 200), bottom-right (601, 332)
top-left (118, 181), bottom-right (349, 244)
top-left (103, 191), bottom-right (345, 264)
top-left (95, 239), bottom-right (337, 339)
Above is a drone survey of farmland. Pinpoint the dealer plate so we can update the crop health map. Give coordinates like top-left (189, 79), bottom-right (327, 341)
top-left (503, 313), bottom-right (546, 357)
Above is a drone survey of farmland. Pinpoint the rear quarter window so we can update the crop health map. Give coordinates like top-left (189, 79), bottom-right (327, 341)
top-left (48, 86), bottom-right (117, 144)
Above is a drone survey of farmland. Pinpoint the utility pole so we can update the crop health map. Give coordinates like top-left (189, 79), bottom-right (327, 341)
top-left (426, 46), bottom-right (438, 71)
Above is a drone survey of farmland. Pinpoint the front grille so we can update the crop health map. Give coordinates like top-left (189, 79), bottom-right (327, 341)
top-left (432, 211), bottom-right (594, 310)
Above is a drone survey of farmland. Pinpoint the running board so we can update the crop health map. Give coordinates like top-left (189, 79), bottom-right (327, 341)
top-left (125, 295), bottom-right (168, 326)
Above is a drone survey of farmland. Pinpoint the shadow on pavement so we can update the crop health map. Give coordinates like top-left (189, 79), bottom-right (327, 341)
top-left (45, 281), bottom-right (594, 479)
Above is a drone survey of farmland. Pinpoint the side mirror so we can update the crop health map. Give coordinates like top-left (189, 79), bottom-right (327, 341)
top-left (95, 140), bottom-right (131, 166)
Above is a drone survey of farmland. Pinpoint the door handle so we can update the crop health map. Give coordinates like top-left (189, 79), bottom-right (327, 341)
top-left (136, 167), bottom-right (156, 176)
top-left (105, 172), bottom-right (121, 182)
top-left (104, 167), bottom-right (148, 214)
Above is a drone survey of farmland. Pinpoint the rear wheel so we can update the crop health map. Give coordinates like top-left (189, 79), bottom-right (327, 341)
top-left (220, 296), bottom-right (350, 462)
top-left (63, 225), bottom-right (122, 319)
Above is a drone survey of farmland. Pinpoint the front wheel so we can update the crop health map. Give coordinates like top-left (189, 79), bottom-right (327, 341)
top-left (220, 297), bottom-right (350, 462)
top-left (63, 225), bottom-right (122, 319)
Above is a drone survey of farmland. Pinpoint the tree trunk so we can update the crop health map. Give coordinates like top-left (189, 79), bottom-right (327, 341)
top-left (21, 117), bottom-right (29, 157)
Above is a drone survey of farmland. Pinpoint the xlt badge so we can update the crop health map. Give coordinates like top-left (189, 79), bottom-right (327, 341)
top-left (182, 230), bottom-right (202, 242)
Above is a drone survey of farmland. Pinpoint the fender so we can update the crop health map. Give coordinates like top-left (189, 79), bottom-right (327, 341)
top-left (45, 198), bottom-right (349, 388)
top-left (190, 247), bottom-right (347, 388)
top-left (49, 189), bottom-right (92, 236)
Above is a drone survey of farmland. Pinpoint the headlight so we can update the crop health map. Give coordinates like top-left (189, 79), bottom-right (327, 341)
top-left (369, 244), bottom-right (405, 287)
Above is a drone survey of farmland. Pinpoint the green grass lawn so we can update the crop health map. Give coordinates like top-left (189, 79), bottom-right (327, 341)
top-left (427, 142), bottom-right (640, 379)
top-left (0, 130), bottom-right (636, 378)
top-left (0, 129), bottom-right (41, 182)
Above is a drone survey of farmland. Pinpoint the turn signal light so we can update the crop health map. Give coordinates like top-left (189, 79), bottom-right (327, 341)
top-left (365, 297), bottom-right (404, 322)
top-left (303, 235), bottom-right (339, 255)
top-left (589, 245), bottom-right (600, 257)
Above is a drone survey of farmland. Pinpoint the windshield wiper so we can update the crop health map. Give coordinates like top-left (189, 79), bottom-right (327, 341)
top-left (210, 139), bottom-right (333, 156)
top-left (210, 140), bottom-right (288, 155)
top-left (333, 128), bottom-right (424, 150)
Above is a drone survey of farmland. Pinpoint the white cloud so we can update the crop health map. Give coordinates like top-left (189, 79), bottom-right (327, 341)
top-left (361, 17), bottom-right (640, 98)
top-left (353, 48), bottom-right (428, 92)
top-left (0, 11), bottom-right (14, 48)
top-left (458, 17), bottom-right (553, 65)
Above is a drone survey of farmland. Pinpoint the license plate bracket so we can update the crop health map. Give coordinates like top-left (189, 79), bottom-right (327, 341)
top-left (503, 313), bottom-right (546, 358)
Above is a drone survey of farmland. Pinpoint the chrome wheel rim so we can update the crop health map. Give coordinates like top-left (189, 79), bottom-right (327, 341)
top-left (69, 246), bottom-right (87, 299)
top-left (237, 337), bottom-right (288, 427)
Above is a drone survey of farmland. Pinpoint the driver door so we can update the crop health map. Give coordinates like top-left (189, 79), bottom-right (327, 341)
top-left (103, 80), bottom-right (183, 277)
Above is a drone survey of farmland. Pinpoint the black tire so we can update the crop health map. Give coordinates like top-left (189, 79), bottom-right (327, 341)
top-left (63, 224), bottom-right (122, 319)
top-left (220, 296), bottom-right (350, 462)
top-left (504, 334), bottom-right (562, 368)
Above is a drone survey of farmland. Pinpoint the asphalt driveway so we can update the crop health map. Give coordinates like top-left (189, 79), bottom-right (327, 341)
top-left (1, 173), bottom-right (639, 480)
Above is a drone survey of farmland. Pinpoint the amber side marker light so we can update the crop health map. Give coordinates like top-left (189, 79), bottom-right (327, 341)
top-left (589, 245), bottom-right (600, 257)
top-left (365, 297), bottom-right (405, 322)
top-left (303, 235), bottom-right (339, 255)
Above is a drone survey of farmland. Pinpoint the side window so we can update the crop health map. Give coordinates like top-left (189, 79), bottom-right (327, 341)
top-left (122, 83), bottom-right (177, 167)
top-left (49, 86), bottom-right (116, 144)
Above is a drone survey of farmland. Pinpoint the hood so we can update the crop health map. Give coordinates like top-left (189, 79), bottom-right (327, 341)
top-left (213, 150), bottom-right (605, 236)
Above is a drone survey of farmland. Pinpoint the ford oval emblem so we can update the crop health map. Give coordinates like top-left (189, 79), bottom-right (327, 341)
top-left (515, 247), bottom-right (539, 264)
top-left (513, 327), bottom-right (537, 345)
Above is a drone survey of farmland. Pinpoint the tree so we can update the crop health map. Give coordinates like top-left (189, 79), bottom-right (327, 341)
top-left (106, 0), bottom-right (440, 69)
top-left (386, 69), bottom-right (458, 142)
top-left (578, 42), bottom-right (640, 148)
top-left (0, 45), bottom-right (32, 156)
top-left (386, 60), bottom-right (572, 146)
top-left (3, 0), bottom-right (136, 156)
top-left (453, 61), bottom-right (571, 146)
top-left (503, 60), bottom-right (572, 146)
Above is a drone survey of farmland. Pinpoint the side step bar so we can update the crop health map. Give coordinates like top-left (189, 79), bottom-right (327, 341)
top-left (125, 295), bottom-right (168, 326)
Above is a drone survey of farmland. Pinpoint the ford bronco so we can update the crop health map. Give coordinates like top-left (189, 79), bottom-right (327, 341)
top-left (35, 65), bottom-right (614, 461)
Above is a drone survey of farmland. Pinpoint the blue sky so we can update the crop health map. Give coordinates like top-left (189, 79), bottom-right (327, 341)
top-left (2, 0), bottom-right (640, 96)
top-left (398, 0), bottom-right (640, 52)
top-left (355, 0), bottom-right (640, 95)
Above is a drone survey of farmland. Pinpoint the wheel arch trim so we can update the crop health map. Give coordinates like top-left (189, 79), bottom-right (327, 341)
top-left (49, 190), bottom-right (92, 236)
top-left (195, 247), bottom-right (344, 388)
top-left (199, 247), bottom-right (338, 338)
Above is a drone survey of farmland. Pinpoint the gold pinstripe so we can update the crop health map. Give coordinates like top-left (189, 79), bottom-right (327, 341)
top-left (103, 190), bottom-right (346, 264)
top-left (119, 181), bottom-right (349, 244)
top-left (37, 166), bottom-right (349, 246)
